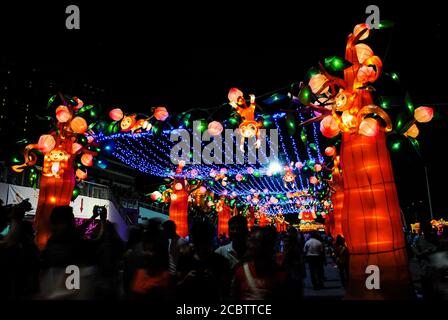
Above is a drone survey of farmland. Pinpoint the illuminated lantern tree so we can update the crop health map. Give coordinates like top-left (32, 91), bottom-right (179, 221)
top-left (299, 23), bottom-right (434, 299)
top-left (217, 198), bottom-right (232, 237)
top-left (329, 154), bottom-right (344, 238)
top-left (12, 95), bottom-right (98, 250)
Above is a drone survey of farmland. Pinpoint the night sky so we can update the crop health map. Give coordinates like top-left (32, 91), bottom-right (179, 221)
top-left (1, 2), bottom-right (447, 222)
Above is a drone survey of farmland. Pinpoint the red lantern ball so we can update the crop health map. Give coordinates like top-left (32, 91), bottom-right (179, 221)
top-left (154, 106), bottom-right (169, 121)
top-left (109, 108), bottom-right (124, 121)
top-left (38, 135), bottom-right (56, 153)
top-left (325, 146), bottom-right (336, 157)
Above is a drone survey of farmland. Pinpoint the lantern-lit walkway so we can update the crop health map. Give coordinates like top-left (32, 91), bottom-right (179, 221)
top-left (302, 256), bottom-right (421, 299)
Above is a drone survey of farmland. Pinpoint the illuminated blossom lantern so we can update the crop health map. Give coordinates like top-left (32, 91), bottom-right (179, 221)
top-left (80, 153), bottom-right (93, 167)
top-left (38, 135), bottom-right (56, 153)
top-left (70, 117), bottom-right (88, 134)
top-left (320, 116), bottom-right (340, 138)
top-left (109, 108), bottom-right (124, 121)
top-left (154, 106), bottom-right (169, 121)
top-left (414, 106), bottom-right (433, 123)
top-left (207, 121), bottom-right (223, 136)
top-left (56, 105), bottom-right (71, 123)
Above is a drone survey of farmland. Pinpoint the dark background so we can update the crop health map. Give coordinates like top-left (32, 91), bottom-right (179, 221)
top-left (0, 1), bottom-right (447, 224)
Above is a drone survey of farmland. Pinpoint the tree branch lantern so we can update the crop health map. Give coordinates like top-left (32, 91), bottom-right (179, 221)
top-left (300, 23), bottom-right (434, 298)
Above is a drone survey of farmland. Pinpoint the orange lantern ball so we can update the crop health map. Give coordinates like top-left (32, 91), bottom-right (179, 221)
top-left (310, 176), bottom-right (318, 185)
top-left (38, 134), bottom-right (56, 153)
top-left (325, 146), bottom-right (336, 157)
top-left (314, 164), bottom-right (322, 172)
top-left (81, 153), bottom-right (93, 167)
top-left (320, 115), bottom-right (340, 138)
top-left (404, 124), bottom-right (419, 138)
top-left (154, 106), bottom-right (169, 121)
top-left (309, 74), bottom-right (329, 94)
top-left (358, 118), bottom-right (379, 137)
top-left (76, 168), bottom-right (88, 180)
top-left (353, 23), bottom-right (370, 40)
top-left (70, 117), bottom-right (88, 134)
top-left (174, 182), bottom-right (183, 191)
top-left (414, 106), bottom-right (434, 123)
top-left (72, 143), bottom-right (83, 155)
top-left (208, 121), bottom-right (223, 136)
top-left (355, 43), bottom-right (373, 64)
top-left (109, 108), bottom-right (124, 121)
top-left (55, 105), bottom-right (71, 123)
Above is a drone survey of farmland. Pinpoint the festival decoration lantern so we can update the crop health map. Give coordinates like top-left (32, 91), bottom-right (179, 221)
top-left (217, 199), bottom-right (232, 237)
top-left (320, 115), bottom-right (340, 138)
top-left (109, 108), bottom-right (124, 121)
top-left (309, 74), bottom-right (330, 94)
top-left (358, 118), bottom-right (379, 137)
top-left (151, 191), bottom-right (162, 201)
top-left (154, 106), bottom-right (169, 121)
top-left (414, 106), bottom-right (434, 123)
top-left (275, 213), bottom-right (288, 233)
top-left (404, 124), bottom-right (419, 138)
top-left (76, 168), bottom-right (88, 180)
top-left (207, 121), bottom-right (224, 136)
top-left (301, 22), bottom-right (420, 299)
top-left (80, 153), bottom-right (94, 167)
top-left (55, 105), bottom-right (71, 123)
top-left (12, 95), bottom-right (98, 250)
top-left (325, 146), bottom-right (336, 157)
top-left (298, 200), bottom-right (317, 223)
top-left (283, 165), bottom-right (296, 188)
top-left (228, 88), bottom-right (263, 151)
top-left (169, 178), bottom-right (189, 237)
top-left (309, 176), bottom-right (318, 185)
top-left (38, 134), bottom-right (56, 153)
top-left (70, 116), bottom-right (88, 134)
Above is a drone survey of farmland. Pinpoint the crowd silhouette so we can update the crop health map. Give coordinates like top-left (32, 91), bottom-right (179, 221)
top-left (1, 199), bottom-right (448, 300)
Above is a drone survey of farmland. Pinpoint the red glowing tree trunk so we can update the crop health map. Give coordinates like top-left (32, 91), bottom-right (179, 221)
top-left (169, 188), bottom-right (189, 238)
top-left (340, 131), bottom-right (412, 299)
top-left (217, 203), bottom-right (231, 237)
top-left (34, 162), bottom-right (75, 250)
top-left (331, 169), bottom-right (344, 238)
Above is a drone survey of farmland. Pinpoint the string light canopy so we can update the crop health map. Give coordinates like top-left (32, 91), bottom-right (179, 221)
top-left (94, 91), bottom-right (335, 216)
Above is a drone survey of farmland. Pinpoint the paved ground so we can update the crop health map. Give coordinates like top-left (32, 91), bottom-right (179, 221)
top-left (302, 255), bottom-right (422, 299)
top-left (303, 256), bottom-right (345, 299)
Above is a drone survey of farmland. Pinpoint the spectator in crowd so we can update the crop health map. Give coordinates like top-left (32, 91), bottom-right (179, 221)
top-left (232, 226), bottom-right (287, 300)
top-left (131, 219), bottom-right (174, 300)
top-left (279, 226), bottom-right (304, 299)
top-left (333, 234), bottom-right (349, 288)
top-left (0, 200), bottom-right (39, 299)
top-left (162, 220), bottom-right (188, 276)
top-left (215, 215), bottom-right (249, 270)
top-left (177, 220), bottom-right (231, 301)
top-left (304, 231), bottom-right (325, 290)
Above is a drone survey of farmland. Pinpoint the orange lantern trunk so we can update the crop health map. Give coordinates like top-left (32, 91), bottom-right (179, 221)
top-left (217, 203), bottom-right (231, 237)
top-left (340, 131), bottom-right (412, 299)
top-left (34, 141), bottom-right (75, 250)
top-left (169, 188), bottom-right (189, 238)
top-left (331, 170), bottom-right (344, 238)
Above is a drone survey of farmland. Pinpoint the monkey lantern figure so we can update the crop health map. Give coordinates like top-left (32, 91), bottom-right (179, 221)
top-left (283, 165), bottom-right (296, 188)
top-left (228, 88), bottom-right (263, 152)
